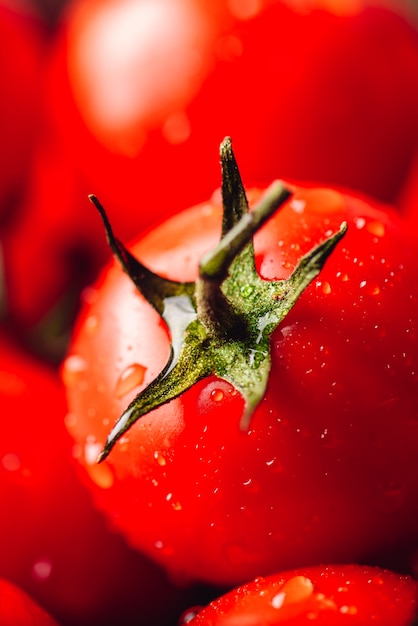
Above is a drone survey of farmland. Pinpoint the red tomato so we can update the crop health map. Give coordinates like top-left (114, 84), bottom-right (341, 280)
top-left (5, 1), bottom-right (418, 334)
top-left (0, 331), bottom-right (209, 625)
top-left (0, 578), bottom-right (58, 626)
top-left (182, 564), bottom-right (418, 625)
top-left (62, 154), bottom-right (418, 588)
top-left (0, 1), bottom-right (47, 222)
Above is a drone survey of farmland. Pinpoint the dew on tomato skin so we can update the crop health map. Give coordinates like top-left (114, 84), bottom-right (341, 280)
top-left (86, 463), bottom-right (114, 489)
top-left (366, 221), bottom-right (385, 237)
top-left (61, 354), bottom-right (87, 387)
top-left (84, 314), bottom-right (99, 333)
top-left (271, 576), bottom-right (315, 609)
top-left (290, 198), bottom-right (306, 214)
top-left (31, 558), bottom-right (53, 582)
top-left (210, 388), bottom-right (224, 402)
top-left (359, 280), bottom-right (381, 296)
top-left (154, 451), bottom-right (167, 466)
top-left (115, 363), bottom-right (147, 398)
top-left (1, 453), bottom-right (20, 472)
top-left (340, 605), bottom-right (358, 615)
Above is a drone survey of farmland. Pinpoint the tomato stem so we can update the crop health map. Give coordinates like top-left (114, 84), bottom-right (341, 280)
top-left (94, 137), bottom-right (347, 462)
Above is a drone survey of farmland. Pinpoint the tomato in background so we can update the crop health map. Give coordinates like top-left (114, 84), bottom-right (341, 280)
top-left (62, 171), bottom-right (418, 588)
top-left (4, 0), bottom-right (418, 340)
top-left (184, 564), bottom-right (418, 625)
top-left (0, 1), bottom-right (48, 223)
top-left (0, 578), bottom-right (58, 626)
top-left (0, 331), bottom-right (212, 625)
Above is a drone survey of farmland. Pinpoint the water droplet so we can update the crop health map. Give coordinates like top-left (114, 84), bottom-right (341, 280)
top-left (2, 453), bottom-right (20, 472)
top-left (272, 576), bottom-right (314, 609)
top-left (211, 389), bottom-right (224, 402)
top-left (84, 439), bottom-right (102, 465)
top-left (84, 314), bottom-right (99, 333)
top-left (154, 451), bottom-right (167, 466)
top-left (366, 221), bottom-right (385, 237)
top-left (86, 463), bottom-right (114, 489)
top-left (316, 280), bottom-right (331, 294)
top-left (354, 217), bottom-right (366, 229)
top-left (154, 540), bottom-right (173, 556)
top-left (61, 355), bottom-right (87, 387)
top-left (359, 280), bottom-right (380, 295)
top-left (290, 198), bottom-right (306, 214)
top-left (115, 363), bottom-right (146, 398)
top-left (240, 284), bottom-right (254, 298)
top-left (340, 605), bottom-right (358, 615)
top-left (162, 111), bottom-right (191, 145)
top-left (32, 558), bottom-right (52, 582)
top-left (178, 606), bottom-right (203, 624)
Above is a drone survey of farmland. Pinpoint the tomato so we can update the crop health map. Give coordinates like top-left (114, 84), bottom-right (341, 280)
top-left (0, 1), bottom-right (47, 223)
top-left (182, 564), bottom-right (418, 625)
top-left (62, 140), bottom-right (418, 588)
top-left (0, 330), bottom-right (210, 625)
top-left (0, 578), bottom-right (58, 626)
top-left (5, 1), bottom-right (418, 336)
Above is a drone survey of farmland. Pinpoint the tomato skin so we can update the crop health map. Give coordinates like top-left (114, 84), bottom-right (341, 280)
top-left (6, 1), bottom-right (418, 332)
top-left (63, 183), bottom-right (418, 587)
top-left (185, 564), bottom-right (418, 625)
top-left (0, 1), bottom-right (47, 222)
top-left (0, 331), bottom-right (209, 625)
top-left (0, 578), bottom-right (58, 626)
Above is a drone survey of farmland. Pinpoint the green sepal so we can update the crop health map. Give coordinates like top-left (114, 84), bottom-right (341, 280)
top-left (95, 137), bottom-right (347, 462)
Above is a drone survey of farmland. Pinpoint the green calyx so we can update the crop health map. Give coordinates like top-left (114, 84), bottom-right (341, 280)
top-left (91, 137), bottom-right (347, 463)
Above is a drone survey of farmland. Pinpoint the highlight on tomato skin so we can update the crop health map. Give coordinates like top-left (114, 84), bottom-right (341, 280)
top-left (182, 564), bottom-right (418, 625)
top-left (61, 148), bottom-right (418, 590)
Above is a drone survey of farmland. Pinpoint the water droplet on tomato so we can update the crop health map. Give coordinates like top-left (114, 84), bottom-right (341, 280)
top-left (366, 221), bottom-right (385, 237)
top-left (271, 576), bottom-right (314, 609)
top-left (359, 280), bottom-right (380, 295)
top-left (340, 605), bottom-right (358, 615)
top-left (115, 363), bottom-right (146, 398)
top-left (31, 558), bottom-right (53, 582)
top-left (86, 463), bottom-right (114, 489)
top-left (61, 355), bottom-right (87, 387)
top-left (211, 389), bottom-right (224, 402)
top-left (178, 606), bottom-right (203, 624)
top-left (84, 314), bottom-right (99, 333)
top-left (154, 451), bottom-right (167, 466)
top-left (2, 453), bottom-right (20, 472)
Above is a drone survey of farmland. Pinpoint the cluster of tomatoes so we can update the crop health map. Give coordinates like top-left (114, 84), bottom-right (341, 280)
top-left (2, 0), bottom-right (418, 624)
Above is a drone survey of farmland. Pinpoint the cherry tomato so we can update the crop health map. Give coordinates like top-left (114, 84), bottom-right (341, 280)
top-left (0, 331), bottom-right (208, 625)
top-left (5, 1), bottom-right (418, 335)
top-left (0, 1), bottom-right (47, 222)
top-left (183, 564), bottom-right (418, 625)
top-left (0, 578), bottom-right (58, 626)
top-left (62, 143), bottom-right (418, 588)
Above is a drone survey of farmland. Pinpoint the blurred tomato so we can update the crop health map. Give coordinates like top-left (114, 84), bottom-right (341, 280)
top-left (0, 577), bottom-right (58, 626)
top-left (4, 0), bottom-right (418, 346)
top-left (0, 331), bottom-right (211, 625)
top-left (0, 1), bottom-right (48, 222)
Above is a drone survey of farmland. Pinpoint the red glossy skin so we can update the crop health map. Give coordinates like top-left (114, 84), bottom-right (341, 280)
top-left (63, 183), bottom-right (418, 587)
top-left (0, 332), bottom-right (206, 625)
top-left (0, 1), bottom-right (47, 222)
top-left (0, 578), bottom-right (58, 626)
top-left (5, 1), bottom-right (418, 329)
top-left (184, 564), bottom-right (418, 625)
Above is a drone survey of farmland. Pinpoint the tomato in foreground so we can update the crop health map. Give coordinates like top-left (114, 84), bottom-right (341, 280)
top-left (0, 578), bottom-right (58, 626)
top-left (63, 140), bottom-right (418, 587)
top-left (183, 564), bottom-right (418, 625)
